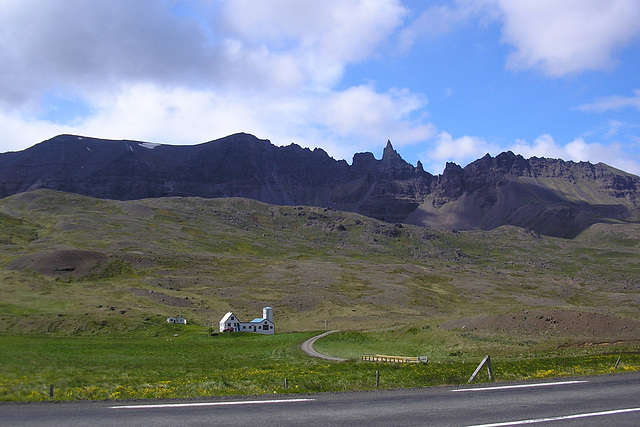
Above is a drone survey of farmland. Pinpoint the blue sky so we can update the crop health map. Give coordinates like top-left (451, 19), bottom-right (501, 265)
top-left (1, 1), bottom-right (640, 175)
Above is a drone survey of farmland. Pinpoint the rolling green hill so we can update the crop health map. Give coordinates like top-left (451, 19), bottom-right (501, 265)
top-left (1, 189), bottom-right (639, 346)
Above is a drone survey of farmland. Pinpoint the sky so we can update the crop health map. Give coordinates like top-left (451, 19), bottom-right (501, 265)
top-left (2, 0), bottom-right (640, 175)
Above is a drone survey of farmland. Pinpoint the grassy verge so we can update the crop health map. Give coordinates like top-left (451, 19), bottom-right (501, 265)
top-left (1, 329), bottom-right (639, 402)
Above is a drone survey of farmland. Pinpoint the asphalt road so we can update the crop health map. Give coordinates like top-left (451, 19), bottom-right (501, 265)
top-left (2, 373), bottom-right (639, 426)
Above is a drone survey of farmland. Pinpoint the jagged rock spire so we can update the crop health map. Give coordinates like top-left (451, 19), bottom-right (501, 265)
top-left (382, 140), bottom-right (401, 161)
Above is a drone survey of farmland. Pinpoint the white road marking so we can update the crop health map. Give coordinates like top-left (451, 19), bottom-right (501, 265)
top-left (466, 407), bottom-right (640, 426)
top-left (111, 398), bottom-right (315, 409)
top-left (452, 380), bottom-right (587, 392)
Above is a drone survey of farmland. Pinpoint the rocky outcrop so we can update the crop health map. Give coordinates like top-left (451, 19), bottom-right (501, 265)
top-left (407, 151), bottom-right (640, 237)
top-left (1, 133), bottom-right (639, 238)
top-left (346, 141), bottom-right (433, 223)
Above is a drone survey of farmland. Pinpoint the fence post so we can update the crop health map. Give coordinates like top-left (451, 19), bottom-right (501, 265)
top-left (468, 355), bottom-right (492, 383)
top-left (49, 384), bottom-right (54, 399)
top-left (376, 370), bottom-right (380, 388)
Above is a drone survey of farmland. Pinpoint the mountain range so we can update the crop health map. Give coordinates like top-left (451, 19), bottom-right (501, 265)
top-left (1, 132), bottom-right (639, 238)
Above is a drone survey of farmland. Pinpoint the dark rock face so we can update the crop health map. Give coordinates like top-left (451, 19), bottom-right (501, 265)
top-left (1, 133), bottom-right (639, 238)
top-left (409, 151), bottom-right (640, 238)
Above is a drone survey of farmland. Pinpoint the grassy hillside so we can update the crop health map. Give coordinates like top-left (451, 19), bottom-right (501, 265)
top-left (1, 190), bottom-right (640, 401)
top-left (0, 189), bottom-right (639, 343)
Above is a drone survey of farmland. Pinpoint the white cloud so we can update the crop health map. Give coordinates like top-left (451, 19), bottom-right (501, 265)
top-left (422, 131), bottom-right (499, 173)
top-left (0, 0), bottom-right (216, 106)
top-left (491, 0), bottom-right (640, 76)
top-left (400, 0), bottom-right (507, 48)
top-left (399, 1), bottom-right (640, 77)
top-left (510, 134), bottom-right (566, 159)
top-left (0, 112), bottom-right (72, 153)
top-left (419, 132), bottom-right (640, 176)
top-left (510, 134), bottom-right (640, 175)
top-left (7, 0), bottom-right (637, 178)
top-left (0, 81), bottom-right (434, 164)
top-left (318, 85), bottom-right (435, 146)
top-left (0, 0), bottom-right (429, 159)
top-left (222, 0), bottom-right (407, 87)
top-left (0, 0), bottom-right (408, 107)
top-left (579, 89), bottom-right (640, 113)
top-left (398, 2), bottom-right (476, 50)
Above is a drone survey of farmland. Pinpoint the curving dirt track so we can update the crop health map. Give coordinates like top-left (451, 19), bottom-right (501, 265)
top-left (300, 330), bottom-right (348, 361)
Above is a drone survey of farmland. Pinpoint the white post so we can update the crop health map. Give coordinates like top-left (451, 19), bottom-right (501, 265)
top-left (468, 355), bottom-right (492, 383)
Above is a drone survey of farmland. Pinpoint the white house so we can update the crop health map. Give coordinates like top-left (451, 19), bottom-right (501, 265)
top-left (167, 316), bottom-right (187, 324)
top-left (219, 307), bottom-right (274, 335)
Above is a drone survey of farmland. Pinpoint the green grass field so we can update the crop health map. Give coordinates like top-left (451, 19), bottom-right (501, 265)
top-left (1, 328), bottom-right (638, 401)
top-left (1, 190), bottom-right (640, 401)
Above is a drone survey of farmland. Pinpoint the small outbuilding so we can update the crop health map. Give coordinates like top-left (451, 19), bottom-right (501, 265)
top-left (219, 307), bottom-right (274, 335)
top-left (167, 316), bottom-right (187, 324)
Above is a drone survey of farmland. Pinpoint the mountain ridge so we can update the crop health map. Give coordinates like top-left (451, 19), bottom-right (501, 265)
top-left (1, 132), bottom-right (639, 238)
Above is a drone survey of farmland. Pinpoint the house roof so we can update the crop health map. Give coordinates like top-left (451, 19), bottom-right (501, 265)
top-left (220, 312), bottom-right (235, 323)
top-left (250, 318), bottom-right (274, 324)
top-left (220, 311), bottom-right (274, 325)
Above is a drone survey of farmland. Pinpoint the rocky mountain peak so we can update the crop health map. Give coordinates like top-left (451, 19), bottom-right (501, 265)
top-left (378, 140), bottom-right (415, 179)
top-left (1, 133), bottom-right (640, 238)
top-left (382, 140), bottom-right (400, 160)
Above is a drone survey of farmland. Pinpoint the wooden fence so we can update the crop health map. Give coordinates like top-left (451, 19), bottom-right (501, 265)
top-left (362, 354), bottom-right (428, 364)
